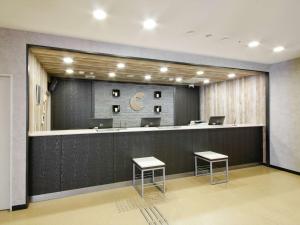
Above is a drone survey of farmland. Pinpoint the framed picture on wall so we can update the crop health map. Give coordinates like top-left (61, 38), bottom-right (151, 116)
top-left (36, 85), bottom-right (41, 105)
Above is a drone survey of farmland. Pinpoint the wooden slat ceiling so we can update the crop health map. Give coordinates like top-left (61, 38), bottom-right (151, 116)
top-left (30, 47), bottom-right (264, 86)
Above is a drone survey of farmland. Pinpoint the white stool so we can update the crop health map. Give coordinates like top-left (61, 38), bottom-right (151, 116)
top-left (194, 151), bottom-right (229, 184)
top-left (132, 157), bottom-right (166, 197)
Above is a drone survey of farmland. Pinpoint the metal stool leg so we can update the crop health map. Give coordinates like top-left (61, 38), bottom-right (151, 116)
top-left (162, 167), bottom-right (166, 193)
top-left (210, 161), bottom-right (213, 184)
top-left (194, 156), bottom-right (198, 176)
top-left (133, 163), bottom-right (136, 185)
top-left (141, 170), bottom-right (144, 197)
top-left (152, 170), bottom-right (155, 183)
top-left (226, 159), bottom-right (229, 182)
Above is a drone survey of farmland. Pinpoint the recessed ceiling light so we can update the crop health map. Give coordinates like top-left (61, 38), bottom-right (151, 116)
top-left (117, 63), bottom-right (125, 69)
top-left (90, 72), bottom-right (94, 75)
top-left (196, 71), bottom-right (204, 75)
top-left (93, 9), bottom-right (107, 20)
top-left (175, 77), bottom-right (182, 82)
top-left (65, 68), bottom-right (74, 74)
top-left (273, 46), bottom-right (285, 53)
top-left (85, 75), bottom-right (95, 79)
top-left (160, 67), bottom-right (168, 73)
top-left (228, 73), bottom-right (236, 78)
top-left (63, 57), bottom-right (73, 64)
top-left (78, 71), bottom-right (85, 75)
top-left (144, 74), bottom-right (152, 80)
top-left (108, 72), bottom-right (116, 78)
top-left (203, 79), bottom-right (210, 84)
top-left (143, 19), bottom-right (157, 30)
top-left (248, 41), bottom-right (260, 48)
top-left (169, 78), bottom-right (174, 81)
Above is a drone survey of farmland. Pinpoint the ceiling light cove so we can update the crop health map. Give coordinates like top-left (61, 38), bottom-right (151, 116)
top-left (273, 46), bottom-right (285, 53)
top-left (65, 68), bottom-right (74, 74)
top-left (248, 41), bottom-right (260, 48)
top-left (63, 57), bottom-right (73, 64)
top-left (108, 72), bottom-right (116, 78)
top-left (228, 73), bottom-right (236, 78)
top-left (143, 19), bottom-right (157, 30)
top-left (196, 71), bottom-right (204, 75)
top-left (160, 67), bottom-right (168, 73)
top-left (144, 74), bottom-right (152, 80)
top-left (175, 77), bottom-right (182, 82)
top-left (117, 63), bottom-right (125, 69)
top-left (93, 9), bottom-right (107, 20)
top-left (203, 79), bottom-right (210, 84)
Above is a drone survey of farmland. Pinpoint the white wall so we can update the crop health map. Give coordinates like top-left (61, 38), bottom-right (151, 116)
top-left (270, 58), bottom-right (300, 172)
top-left (0, 27), bottom-right (269, 206)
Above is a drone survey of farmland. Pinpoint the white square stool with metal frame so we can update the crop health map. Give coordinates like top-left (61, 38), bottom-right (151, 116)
top-left (194, 151), bottom-right (229, 184)
top-left (132, 156), bottom-right (166, 197)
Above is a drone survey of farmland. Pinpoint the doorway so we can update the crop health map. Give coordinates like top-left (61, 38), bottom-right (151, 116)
top-left (0, 75), bottom-right (12, 210)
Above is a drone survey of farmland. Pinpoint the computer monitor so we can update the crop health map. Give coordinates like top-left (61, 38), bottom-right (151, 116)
top-left (88, 118), bottom-right (113, 129)
top-left (141, 117), bottom-right (161, 127)
top-left (208, 116), bottom-right (225, 125)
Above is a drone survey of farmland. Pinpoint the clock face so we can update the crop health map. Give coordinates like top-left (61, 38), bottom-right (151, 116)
top-left (130, 92), bottom-right (144, 111)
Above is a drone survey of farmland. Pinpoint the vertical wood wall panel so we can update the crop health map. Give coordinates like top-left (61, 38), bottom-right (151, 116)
top-left (200, 74), bottom-right (266, 125)
top-left (28, 52), bottom-right (50, 132)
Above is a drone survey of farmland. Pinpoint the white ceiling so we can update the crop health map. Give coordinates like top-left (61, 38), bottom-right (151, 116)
top-left (1, 0), bottom-right (300, 64)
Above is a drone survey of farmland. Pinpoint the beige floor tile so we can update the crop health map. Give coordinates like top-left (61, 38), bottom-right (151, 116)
top-left (1, 166), bottom-right (300, 225)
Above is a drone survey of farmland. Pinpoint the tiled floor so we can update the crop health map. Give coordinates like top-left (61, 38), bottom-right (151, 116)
top-left (1, 166), bottom-right (300, 225)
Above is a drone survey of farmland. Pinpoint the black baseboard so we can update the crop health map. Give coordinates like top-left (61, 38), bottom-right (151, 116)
top-left (12, 204), bottom-right (28, 211)
top-left (265, 164), bottom-right (300, 176)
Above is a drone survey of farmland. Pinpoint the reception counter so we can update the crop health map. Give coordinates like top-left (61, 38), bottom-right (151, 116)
top-left (28, 124), bottom-right (264, 197)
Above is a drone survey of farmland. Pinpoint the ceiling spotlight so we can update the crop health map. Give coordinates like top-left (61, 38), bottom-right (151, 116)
top-left (65, 68), bottom-right (74, 74)
top-left (143, 19), bottom-right (157, 30)
top-left (175, 77), bottom-right (182, 82)
top-left (228, 73), bottom-right (236, 78)
top-left (85, 75), bottom-right (95, 79)
top-left (78, 71), bottom-right (85, 75)
top-left (90, 72), bottom-right (94, 75)
top-left (203, 79), bottom-right (210, 84)
top-left (248, 41), bottom-right (260, 48)
top-left (160, 67), bottom-right (168, 73)
top-left (117, 63), bottom-right (125, 69)
top-left (108, 72), bottom-right (116, 78)
top-left (169, 78), bottom-right (174, 81)
top-left (273, 46), bottom-right (285, 53)
top-left (63, 57), bottom-right (73, 64)
top-left (196, 71), bottom-right (204, 75)
top-left (144, 74), bottom-right (152, 80)
top-left (93, 9), bottom-right (107, 20)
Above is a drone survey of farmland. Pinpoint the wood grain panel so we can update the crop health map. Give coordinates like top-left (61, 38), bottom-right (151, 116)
top-left (28, 52), bottom-right (50, 132)
top-left (29, 136), bottom-right (61, 195)
top-left (200, 74), bottom-right (266, 124)
top-left (30, 47), bottom-right (263, 86)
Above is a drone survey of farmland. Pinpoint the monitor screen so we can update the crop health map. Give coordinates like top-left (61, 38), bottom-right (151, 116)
top-left (89, 118), bottom-right (113, 129)
top-left (208, 116), bottom-right (225, 125)
top-left (141, 118), bottom-right (161, 127)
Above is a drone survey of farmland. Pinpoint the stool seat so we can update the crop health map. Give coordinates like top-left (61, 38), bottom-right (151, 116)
top-left (133, 156), bottom-right (165, 169)
top-left (194, 151), bottom-right (228, 160)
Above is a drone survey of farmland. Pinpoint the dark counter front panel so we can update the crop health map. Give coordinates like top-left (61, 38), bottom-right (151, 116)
top-left (29, 127), bottom-right (263, 196)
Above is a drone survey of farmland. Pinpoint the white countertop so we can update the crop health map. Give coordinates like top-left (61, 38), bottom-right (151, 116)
top-left (28, 124), bottom-right (264, 137)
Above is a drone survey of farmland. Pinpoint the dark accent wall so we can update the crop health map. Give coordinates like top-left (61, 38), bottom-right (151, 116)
top-left (29, 126), bottom-right (263, 195)
top-left (51, 78), bottom-right (200, 129)
top-left (174, 86), bottom-right (200, 125)
top-left (51, 78), bottom-right (92, 130)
